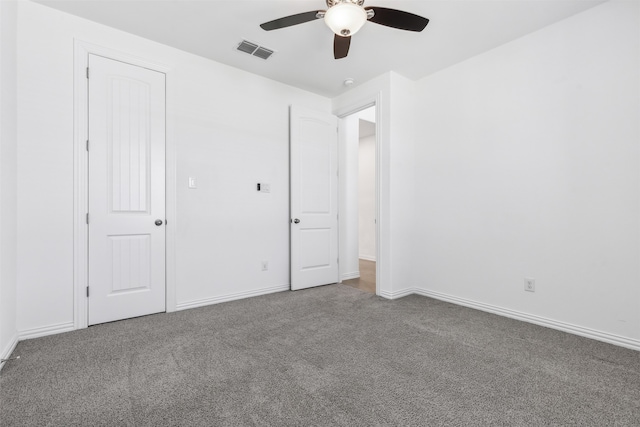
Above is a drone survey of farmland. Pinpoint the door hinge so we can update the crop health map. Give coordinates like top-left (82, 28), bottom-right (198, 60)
top-left (86, 140), bottom-right (89, 151)
top-left (86, 286), bottom-right (89, 297)
top-left (86, 213), bottom-right (89, 224)
top-left (337, 258), bottom-right (339, 264)
top-left (86, 67), bottom-right (89, 79)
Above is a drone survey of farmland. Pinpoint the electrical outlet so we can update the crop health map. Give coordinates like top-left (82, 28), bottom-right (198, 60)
top-left (524, 277), bottom-right (535, 292)
top-left (261, 261), bottom-right (269, 271)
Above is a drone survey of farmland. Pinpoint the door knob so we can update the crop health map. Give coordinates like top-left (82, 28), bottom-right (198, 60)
top-left (293, 218), bottom-right (300, 224)
top-left (155, 219), bottom-right (163, 226)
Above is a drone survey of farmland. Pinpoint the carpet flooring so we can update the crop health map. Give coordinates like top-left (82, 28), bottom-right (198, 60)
top-left (1, 285), bottom-right (639, 426)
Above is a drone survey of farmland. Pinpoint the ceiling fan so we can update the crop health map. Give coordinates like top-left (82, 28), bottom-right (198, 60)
top-left (260, 0), bottom-right (429, 59)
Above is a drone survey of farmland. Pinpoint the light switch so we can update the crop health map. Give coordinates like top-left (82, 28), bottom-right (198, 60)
top-left (188, 177), bottom-right (197, 189)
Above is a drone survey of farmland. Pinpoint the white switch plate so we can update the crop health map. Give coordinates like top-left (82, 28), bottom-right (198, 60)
top-left (188, 177), bottom-right (197, 189)
top-left (260, 183), bottom-right (270, 193)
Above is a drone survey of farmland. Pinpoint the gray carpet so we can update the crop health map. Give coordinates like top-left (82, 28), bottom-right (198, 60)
top-left (1, 285), bottom-right (639, 426)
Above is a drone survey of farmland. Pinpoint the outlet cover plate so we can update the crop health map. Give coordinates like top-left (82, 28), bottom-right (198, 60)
top-left (524, 277), bottom-right (535, 292)
top-left (188, 176), bottom-right (197, 189)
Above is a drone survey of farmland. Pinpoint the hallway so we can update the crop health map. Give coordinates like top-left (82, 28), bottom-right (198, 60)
top-left (342, 259), bottom-right (375, 294)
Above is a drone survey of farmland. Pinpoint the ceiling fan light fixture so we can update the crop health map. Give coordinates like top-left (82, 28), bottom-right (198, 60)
top-left (324, 2), bottom-right (367, 37)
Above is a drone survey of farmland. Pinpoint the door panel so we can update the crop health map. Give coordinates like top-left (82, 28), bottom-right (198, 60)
top-left (109, 76), bottom-right (150, 213)
top-left (88, 54), bottom-right (166, 325)
top-left (109, 235), bottom-right (151, 293)
top-left (290, 106), bottom-right (339, 290)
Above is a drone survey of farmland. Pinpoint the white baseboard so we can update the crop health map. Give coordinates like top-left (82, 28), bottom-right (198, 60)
top-left (379, 288), bottom-right (414, 300)
top-left (0, 333), bottom-right (19, 372)
top-left (359, 255), bottom-right (376, 262)
top-left (412, 288), bottom-right (640, 352)
top-left (340, 271), bottom-right (360, 281)
top-left (18, 321), bottom-right (75, 341)
top-left (176, 284), bottom-right (290, 311)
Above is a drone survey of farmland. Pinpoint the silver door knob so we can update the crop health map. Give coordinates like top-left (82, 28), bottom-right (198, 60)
top-left (155, 219), bottom-right (163, 226)
top-left (293, 218), bottom-right (300, 224)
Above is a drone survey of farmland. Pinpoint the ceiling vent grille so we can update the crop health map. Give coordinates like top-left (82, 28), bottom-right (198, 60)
top-left (253, 47), bottom-right (274, 60)
top-left (236, 40), bottom-right (275, 60)
top-left (237, 40), bottom-right (259, 55)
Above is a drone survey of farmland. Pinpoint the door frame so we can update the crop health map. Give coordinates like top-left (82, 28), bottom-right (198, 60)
top-left (73, 40), bottom-right (176, 329)
top-left (335, 95), bottom-right (381, 296)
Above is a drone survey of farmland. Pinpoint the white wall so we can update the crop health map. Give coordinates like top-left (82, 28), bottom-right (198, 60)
top-left (358, 134), bottom-right (376, 261)
top-left (387, 73), bottom-right (418, 296)
top-left (413, 0), bottom-right (640, 345)
top-left (16, 1), bottom-right (330, 335)
top-left (0, 0), bottom-right (18, 366)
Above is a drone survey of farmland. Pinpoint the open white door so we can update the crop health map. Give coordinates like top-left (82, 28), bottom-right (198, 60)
top-left (88, 54), bottom-right (166, 325)
top-left (290, 106), bottom-right (339, 290)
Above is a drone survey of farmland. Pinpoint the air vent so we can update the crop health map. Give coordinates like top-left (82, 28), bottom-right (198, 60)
top-left (253, 47), bottom-right (274, 60)
top-left (237, 40), bottom-right (259, 55)
top-left (236, 40), bottom-right (275, 60)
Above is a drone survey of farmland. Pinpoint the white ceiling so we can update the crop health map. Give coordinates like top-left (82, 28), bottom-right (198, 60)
top-left (34, 0), bottom-right (607, 97)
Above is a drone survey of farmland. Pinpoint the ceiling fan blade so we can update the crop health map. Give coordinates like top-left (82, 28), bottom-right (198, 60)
top-left (260, 11), bottom-right (323, 31)
top-left (334, 35), bottom-right (351, 59)
top-left (365, 7), bottom-right (429, 32)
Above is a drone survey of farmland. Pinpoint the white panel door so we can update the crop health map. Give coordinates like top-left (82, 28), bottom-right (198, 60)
top-left (88, 54), bottom-right (166, 325)
top-left (290, 106), bottom-right (339, 290)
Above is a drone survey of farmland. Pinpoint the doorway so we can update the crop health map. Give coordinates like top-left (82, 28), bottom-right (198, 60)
top-left (339, 106), bottom-right (377, 294)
